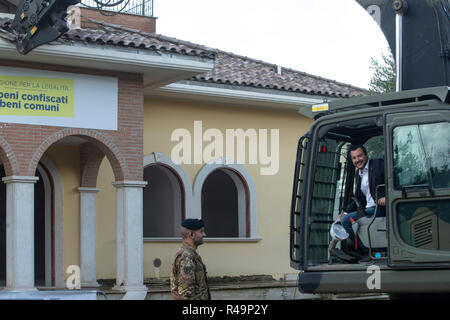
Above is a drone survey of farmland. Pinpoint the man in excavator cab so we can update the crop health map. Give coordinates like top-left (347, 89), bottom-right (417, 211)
top-left (332, 144), bottom-right (386, 263)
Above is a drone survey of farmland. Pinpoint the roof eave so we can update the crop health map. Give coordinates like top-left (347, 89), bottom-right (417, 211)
top-left (0, 38), bottom-right (214, 88)
top-left (149, 80), bottom-right (326, 113)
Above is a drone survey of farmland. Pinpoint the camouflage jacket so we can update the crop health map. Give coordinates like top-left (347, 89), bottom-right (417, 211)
top-left (170, 243), bottom-right (210, 300)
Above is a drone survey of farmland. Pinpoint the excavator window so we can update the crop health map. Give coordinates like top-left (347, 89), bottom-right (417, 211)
top-left (393, 122), bottom-right (450, 189)
top-left (306, 118), bottom-right (385, 265)
top-left (393, 121), bottom-right (450, 252)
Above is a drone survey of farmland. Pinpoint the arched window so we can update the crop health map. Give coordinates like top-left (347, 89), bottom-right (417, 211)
top-left (143, 153), bottom-right (191, 238)
top-left (143, 164), bottom-right (183, 237)
top-left (194, 159), bottom-right (258, 239)
top-left (201, 168), bottom-right (248, 237)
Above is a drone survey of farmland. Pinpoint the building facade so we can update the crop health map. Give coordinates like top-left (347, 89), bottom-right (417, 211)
top-left (0, 6), bottom-right (365, 297)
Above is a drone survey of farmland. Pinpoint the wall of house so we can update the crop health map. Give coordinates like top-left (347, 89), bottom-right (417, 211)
top-left (96, 156), bottom-right (118, 279)
top-left (45, 92), bottom-right (313, 281)
top-left (13, 68), bottom-right (315, 282)
top-left (44, 145), bottom-right (81, 276)
top-left (0, 60), bottom-right (144, 181)
top-left (0, 60), bottom-right (144, 285)
top-left (131, 97), bottom-right (313, 281)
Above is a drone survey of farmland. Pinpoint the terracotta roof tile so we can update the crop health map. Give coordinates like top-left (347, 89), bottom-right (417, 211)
top-left (0, 17), bottom-right (367, 97)
top-left (0, 17), bottom-right (217, 59)
top-left (191, 52), bottom-right (367, 97)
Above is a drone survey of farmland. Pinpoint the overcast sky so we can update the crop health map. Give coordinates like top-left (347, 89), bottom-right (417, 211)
top-left (154, 0), bottom-right (390, 89)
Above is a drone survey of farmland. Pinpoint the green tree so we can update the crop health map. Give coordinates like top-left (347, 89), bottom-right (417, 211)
top-left (364, 135), bottom-right (384, 159)
top-left (368, 50), bottom-right (396, 93)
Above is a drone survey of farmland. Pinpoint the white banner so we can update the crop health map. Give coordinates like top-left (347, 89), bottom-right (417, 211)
top-left (0, 67), bottom-right (118, 130)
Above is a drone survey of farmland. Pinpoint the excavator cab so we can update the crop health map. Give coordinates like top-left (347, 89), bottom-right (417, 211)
top-left (290, 87), bottom-right (450, 294)
top-left (291, 117), bottom-right (388, 266)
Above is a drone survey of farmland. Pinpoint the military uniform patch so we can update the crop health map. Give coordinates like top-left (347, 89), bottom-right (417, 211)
top-left (170, 243), bottom-right (211, 300)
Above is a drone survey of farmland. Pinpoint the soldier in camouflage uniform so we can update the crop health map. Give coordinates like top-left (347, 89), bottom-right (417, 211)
top-left (170, 218), bottom-right (211, 300)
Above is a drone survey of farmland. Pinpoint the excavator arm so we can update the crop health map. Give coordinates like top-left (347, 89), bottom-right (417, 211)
top-left (356, 0), bottom-right (450, 90)
top-left (10, 0), bottom-right (80, 54)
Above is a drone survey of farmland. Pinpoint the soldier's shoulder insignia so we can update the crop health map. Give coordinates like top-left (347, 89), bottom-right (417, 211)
top-left (183, 265), bottom-right (193, 274)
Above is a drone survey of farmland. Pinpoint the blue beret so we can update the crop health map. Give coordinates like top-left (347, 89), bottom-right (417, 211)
top-left (181, 218), bottom-right (204, 230)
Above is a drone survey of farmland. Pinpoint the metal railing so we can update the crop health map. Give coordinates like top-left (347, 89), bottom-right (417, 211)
top-left (79, 0), bottom-right (154, 17)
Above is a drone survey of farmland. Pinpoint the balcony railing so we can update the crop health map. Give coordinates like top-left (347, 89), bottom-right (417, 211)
top-left (80, 0), bottom-right (154, 17)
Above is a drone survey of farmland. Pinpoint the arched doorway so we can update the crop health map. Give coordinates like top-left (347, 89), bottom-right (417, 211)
top-left (34, 168), bottom-right (46, 286)
top-left (0, 166), bottom-right (5, 286)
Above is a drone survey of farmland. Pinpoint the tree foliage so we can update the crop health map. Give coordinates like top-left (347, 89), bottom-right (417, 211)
top-left (364, 135), bottom-right (384, 160)
top-left (368, 50), bottom-right (396, 93)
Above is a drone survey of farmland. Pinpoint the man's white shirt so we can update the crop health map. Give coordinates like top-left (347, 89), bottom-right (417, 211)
top-left (359, 160), bottom-right (376, 209)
